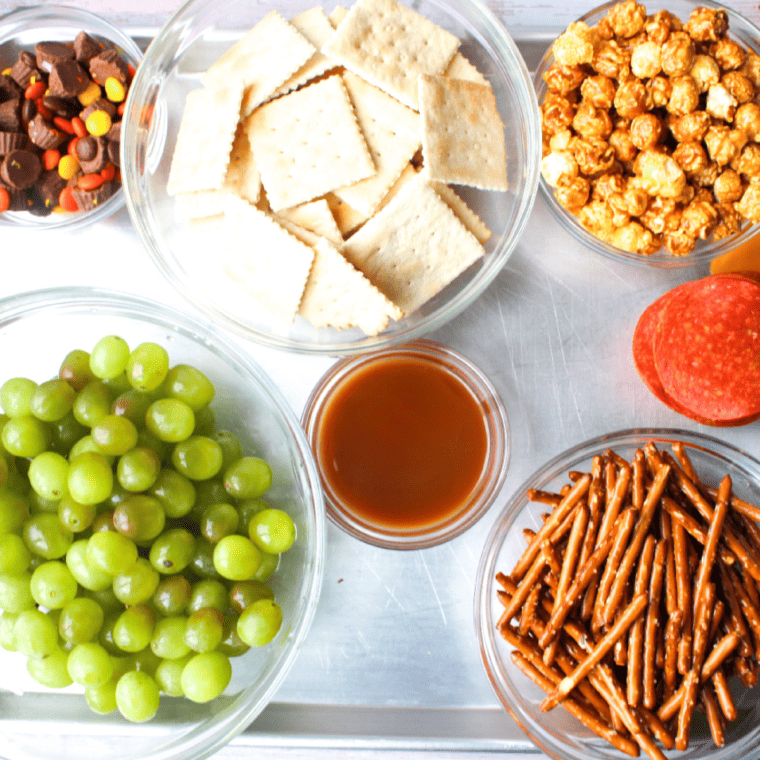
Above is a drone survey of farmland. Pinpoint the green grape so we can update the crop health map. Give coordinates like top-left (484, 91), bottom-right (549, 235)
top-left (0, 489), bottom-right (29, 534)
top-left (59, 349), bottom-right (96, 391)
top-left (180, 651), bottom-right (232, 703)
top-left (126, 343), bottom-right (169, 393)
top-left (149, 468), bottom-right (196, 519)
top-left (163, 364), bottom-right (215, 412)
top-left (152, 575), bottom-right (191, 616)
top-left (85, 677), bottom-right (118, 714)
top-left (117, 447), bottom-right (161, 492)
top-left (98, 611), bottom-right (124, 656)
top-left (218, 612), bottom-right (249, 658)
top-left (171, 436), bottom-right (223, 481)
top-left (237, 599), bottom-right (283, 647)
top-left (224, 456), bottom-right (272, 499)
top-left (0, 533), bottom-right (31, 574)
top-left (86, 531), bottom-right (138, 575)
top-left (91, 510), bottom-right (117, 533)
top-left (89, 335), bottom-right (131, 380)
top-left (0, 611), bottom-right (18, 650)
top-left (253, 551), bottom-right (279, 582)
top-left (187, 579), bottom-right (228, 615)
top-left (111, 389), bottom-right (154, 427)
top-left (113, 557), bottom-right (160, 606)
top-left (155, 653), bottom-right (192, 697)
top-left (27, 646), bottom-right (73, 688)
top-left (91, 415), bottom-right (139, 456)
top-left (59, 597), bottom-right (104, 645)
top-left (0, 377), bottom-right (38, 417)
top-left (29, 379), bottom-right (76, 422)
top-left (23, 512), bottom-right (73, 559)
top-left (193, 405), bottom-right (216, 436)
top-left (149, 528), bottom-right (195, 575)
top-left (28, 450), bottom-right (70, 501)
top-left (72, 381), bottom-right (114, 427)
top-left (68, 434), bottom-right (114, 464)
top-left (103, 480), bottom-right (131, 511)
top-left (68, 641), bottom-right (114, 686)
top-left (213, 430), bottom-right (243, 471)
top-left (184, 608), bottom-right (223, 653)
top-left (229, 580), bottom-right (274, 614)
top-left (65, 539), bottom-right (113, 591)
top-left (150, 615), bottom-right (190, 660)
top-left (30, 560), bottom-right (78, 609)
top-left (116, 670), bottom-right (161, 722)
top-left (200, 502), bottom-right (239, 544)
top-left (0, 573), bottom-right (36, 613)
top-left (145, 398), bottom-right (195, 443)
top-left (113, 495), bottom-right (166, 543)
top-left (113, 604), bottom-right (155, 653)
top-left (49, 410), bottom-right (88, 455)
top-left (2, 415), bottom-right (51, 457)
top-left (14, 608), bottom-right (58, 659)
top-left (248, 508), bottom-right (296, 554)
top-left (68, 451), bottom-right (113, 505)
top-left (58, 496), bottom-right (97, 533)
top-left (103, 371), bottom-right (132, 397)
top-left (213, 535), bottom-right (261, 581)
top-left (192, 478), bottom-right (228, 514)
top-left (85, 586), bottom-right (122, 613)
top-left (189, 538), bottom-right (220, 580)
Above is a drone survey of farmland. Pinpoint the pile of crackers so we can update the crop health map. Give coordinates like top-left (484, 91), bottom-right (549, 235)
top-left (167, 0), bottom-right (508, 337)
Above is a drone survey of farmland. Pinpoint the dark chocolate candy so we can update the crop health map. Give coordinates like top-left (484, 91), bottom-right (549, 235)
top-left (27, 114), bottom-right (65, 150)
top-left (77, 135), bottom-right (108, 174)
top-left (21, 98), bottom-right (36, 128)
top-left (89, 49), bottom-right (129, 85)
top-left (0, 74), bottom-right (21, 102)
top-left (42, 95), bottom-right (80, 119)
top-left (34, 168), bottom-right (66, 209)
top-left (0, 131), bottom-right (28, 154)
top-left (48, 59), bottom-right (90, 98)
top-left (10, 51), bottom-right (42, 88)
top-left (0, 149), bottom-right (41, 189)
top-left (71, 180), bottom-right (114, 211)
top-left (74, 31), bottom-right (103, 65)
top-left (76, 135), bottom-right (98, 162)
top-left (0, 98), bottom-right (21, 131)
top-left (35, 41), bottom-right (74, 71)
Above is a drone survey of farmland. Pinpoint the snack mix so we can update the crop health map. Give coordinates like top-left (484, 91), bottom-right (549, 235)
top-left (540, 1), bottom-right (760, 256)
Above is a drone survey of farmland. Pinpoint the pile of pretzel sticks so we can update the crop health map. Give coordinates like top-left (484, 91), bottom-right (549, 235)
top-left (495, 440), bottom-right (760, 759)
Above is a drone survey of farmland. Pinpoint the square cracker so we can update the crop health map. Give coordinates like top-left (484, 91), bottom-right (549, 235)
top-left (328, 5), bottom-right (348, 28)
top-left (430, 181), bottom-right (492, 244)
top-left (323, 0), bottom-right (459, 110)
top-left (299, 237), bottom-right (403, 335)
top-left (332, 72), bottom-right (420, 216)
top-left (418, 73), bottom-right (508, 191)
top-left (203, 11), bottom-right (315, 116)
top-left (445, 52), bottom-right (489, 87)
top-left (323, 193), bottom-right (367, 237)
top-left (245, 75), bottom-right (375, 212)
top-left (219, 195), bottom-right (314, 323)
top-left (341, 173), bottom-right (483, 314)
top-left (167, 83), bottom-right (244, 196)
top-left (275, 198), bottom-right (343, 246)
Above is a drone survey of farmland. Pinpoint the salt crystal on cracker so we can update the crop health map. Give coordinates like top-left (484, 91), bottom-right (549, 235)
top-left (333, 72), bottom-right (420, 216)
top-left (276, 198), bottom-right (343, 246)
top-left (341, 173), bottom-right (483, 314)
top-left (418, 73), bottom-right (508, 191)
top-left (445, 51), bottom-right (489, 87)
top-left (323, 0), bottom-right (460, 110)
top-left (219, 195), bottom-right (314, 323)
top-left (430, 181), bottom-right (492, 244)
top-left (299, 237), bottom-right (403, 335)
top-left (167, 83), bottom-right (244, 196)
top-left (203, 10), bottom-right (315, 117)
top-left (245, 74), bottom-right (375, 212)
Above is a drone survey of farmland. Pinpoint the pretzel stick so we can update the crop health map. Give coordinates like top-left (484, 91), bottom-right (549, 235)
top-left (642, 540), bottom-right (667, 710)
top-left (718, 561), bottom-right (754, 658)
top-left (636, 706), bottom-right (675, 751)
top-left (542, 593), bottom-right (648, 712)
top-left (511, 475), bottom-right (591, 582)
top-left (726, 565), bottom-right (760, 642)
top-left (702, 683), bottom-right (725, 747)
top-left (626, 535), bottom-right (655, 707)
top-left (672, 520), bottom-right (692, 674)
top-left (526, 488), bottom-right (563, 507)
top-left (522, 528), bottom-right (536, 544)
top-left (706, 489), bottom-right (760, 524)
top-left (659, 510), bottom-right (678, 616)
top-left (519, 582), bottom-right (542, 637)
top-left (631, 450), bottom-right (645, 512)
top-left (712, 667), bottom-right (737, 721)
top-left (614, 588), bottom-right (630, 667)
top-left (662, 496), bottom-right (736, 565)
top-left (739, 566), bottom-right (760, 655)
top-left (496, 553), bottom-right (548, 629)
top-left (596, 462), bottom-right (631, 553)
top-left (541, 539), bottom-right (563, 576)
top-left (670, 442), bottom-right (704, 493)
top-left (663, 610), bottom-right (682, 699)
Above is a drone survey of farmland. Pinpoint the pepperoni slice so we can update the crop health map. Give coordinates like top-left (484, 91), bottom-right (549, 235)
top-left (653, 275), bottom-right (760, 423)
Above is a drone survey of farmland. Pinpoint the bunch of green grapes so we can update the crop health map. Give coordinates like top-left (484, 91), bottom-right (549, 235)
top-left (0, 336), bottom-right (298, 722)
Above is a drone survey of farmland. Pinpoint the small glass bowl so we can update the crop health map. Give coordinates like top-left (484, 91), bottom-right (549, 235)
top-left (121, 0), bottom-right (541, 355)
top-left (0, 5), bottom-right (143, 230)
top-left (475, 428), bottom-right (760, 760)
top-left (302, 340), bottom-right (510, 549)
top-left (0, 287), bottom-right (326, 760)
top-left (534, 0), bottom-right (760, 269)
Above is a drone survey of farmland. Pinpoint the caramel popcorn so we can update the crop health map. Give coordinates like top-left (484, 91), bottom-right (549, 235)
top-left (540, 1), bottom-right (760, 256)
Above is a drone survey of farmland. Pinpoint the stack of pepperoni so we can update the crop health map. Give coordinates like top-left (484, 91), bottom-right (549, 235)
top-left (633, 272), bottom-right (760, 426)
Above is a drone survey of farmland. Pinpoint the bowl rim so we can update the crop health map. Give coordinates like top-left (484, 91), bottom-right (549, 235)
top-left (301, 338), bottom-right (511, 549)
top-left (474, 426), bottom-right (760, 760)
top-left (0, 285), bottom-right (327, 760)
top-left (0, 4), bottom-right (143, 231)
top-left (121, 0), bottom-right (542, 356)
top-left (533, 0), bottom-right (760, 270)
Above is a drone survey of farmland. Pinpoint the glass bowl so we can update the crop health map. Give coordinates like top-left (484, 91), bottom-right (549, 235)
top-left (0, 5), bottom-right (143, 230)
top-left (0, 287), bottom-right (326, 760)
top-left (121, 0), bottom-right (541, 355)
top-left (301, 340), bottom-right (510, 548)
top-left (534, 0), bottom-right (760, 270)
top-left (475, 428), bottom-right (760, 760)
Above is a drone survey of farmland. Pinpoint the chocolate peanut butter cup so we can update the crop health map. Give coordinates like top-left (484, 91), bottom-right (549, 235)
top-left (1, 149), bottom-right (42, 189)
top-left (48, 59), bottom-right (90, 98)
top-left (35, 41), bottom-right (75, 71)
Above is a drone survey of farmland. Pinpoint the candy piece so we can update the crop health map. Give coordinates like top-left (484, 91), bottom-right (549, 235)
top-left (10, 52), bottom-right (42, 88)
top-left (74, 32), bottom-right (103, 65)
top-left (57, 154), bottom-right (78, 180)
top-left (0, 130), bottom-right (28, 155)
top-left (42, 95), bottom-right (79, 119)
top-left (81, 97), bottom-right (116, 120)
top-left (0, 186), bottom-right (9, 212)
top-left (70, 180), bottom-right (113, 210)
top-left (59, 185), bottom-right (79, 212)
top-left (89, 49), bottom-right (129, 85)
top-left (28, 114), bottom-right (65, 150)
top-left (104, 77), bottom-right (125, 103)
top-left (41, 148), bottom-right (60, 171)
top-left (0, 98), bottom-right (21, 131)
top-left (85, 110), bottom-right (111, 136)
top-left (107, 140), bottom-right (119, 167)
top-left (71, 116), bottom-right (86, 137)
top-left (35, 41), bottom-right (75, 71)
top-left (0, 74), bottom-right (21, 100)
top-left (78, 81), bottom-right (101, 106)
top-left (0, 148), bottom-right (42, 188)
top-left (75, 135), bottom-right (98, 162)
top-left (24, 80), bottom-right (46, 101)
top-left (78, 172), bottom-right (103, 190)
top-left (48, 59), bottom-right (90, 98)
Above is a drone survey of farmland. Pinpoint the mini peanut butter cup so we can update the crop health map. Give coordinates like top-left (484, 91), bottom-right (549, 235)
top-left (0, 98), bottom-right (21, 131)
top-left (0, 131), bottom-right (28, 155)
top-left (1, 149), bottom-right (42, 189)
top-left (71, 180), bottom-right (113, 211)
top-left (34, 169), bottom-right (66, 209)
top-left (0, 74), bottom-right (21, 102)
top-left (48, 59), bottom-right (90, 98)
top-left (89, 49), bottom-right (129, 84)
top-left (76, 135), bottom-right (107, 173)
top-left (35, 41), bottom-right (75, 71)
top-left (10, 51), bottom-right (42, 88)
top-left (74, 31), bottom-right (103, 65)
top-left (27, 114), bottom-right (65, 150)
top-left (42, 95), bottom-right (80, 119)
top-left (81, 97), bottom-right (116, 121)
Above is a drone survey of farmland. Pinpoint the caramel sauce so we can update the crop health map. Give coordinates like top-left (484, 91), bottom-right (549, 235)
top-left (316, 356), bottom-right (488, 531)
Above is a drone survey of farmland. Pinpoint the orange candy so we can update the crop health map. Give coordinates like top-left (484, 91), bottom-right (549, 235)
top-left (77, 173), bottom-right (104, 191)
top-left (24, 80), bottom-right (45, 100)
top-left (53, 116), bottom-right (75, 135)
top-left (67, 137), bottom-right (80, 157)
top-left (71, 117), bottom-right (87, 138)
top-left (100, 163), bottom-right (116, 182)
top-left (0, 187), bottom-right (9, 213)
top-left (42, 149), bottom-right (61, 171)
top-left (35, 98), bottom-right (53, 121)
top-left (59, 186), bottom-right (79, 213)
